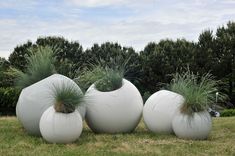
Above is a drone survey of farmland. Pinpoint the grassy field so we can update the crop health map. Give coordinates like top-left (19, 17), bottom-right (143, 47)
top-left (0, 117), bottom-right (234, 156)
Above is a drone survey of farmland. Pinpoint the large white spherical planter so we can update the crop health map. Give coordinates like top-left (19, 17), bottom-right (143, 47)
top-left (143, 90), bottom-right (185, 134)
top-left (40, 106), bottom-right (83, 143)
top-left (172, 111), bottom-right (212, 140)
top-left (85, 79), bottom-right (143, 133)
top-left (16, 74), bottom-right (84, 136)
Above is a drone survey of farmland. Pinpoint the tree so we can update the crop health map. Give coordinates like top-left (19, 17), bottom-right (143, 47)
top-left (213, 22), bottom-right (235, 104)
top-left (8, 37), bottom-right (84, 78)
top-left (83, 42), bottom-right (142, 85)
top-left (140, 39), bottom-right (196, 94)
top-left (8, 41), bottom-right (33, 71)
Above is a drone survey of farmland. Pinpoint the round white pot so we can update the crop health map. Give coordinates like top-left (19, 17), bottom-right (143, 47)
top-left (172, 111), bottom-right (212, 140)
top-left (40, 106), bottom-right (83, 143)
top-left (16, 74), bottom-right (84, 136)
top-left (143, 90), bottom-right (185, 134)
top-left (85, 79), bottom-right (143, 133)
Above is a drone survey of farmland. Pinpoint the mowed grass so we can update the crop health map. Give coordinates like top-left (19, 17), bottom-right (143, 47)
top-left (0, 117), bottom-right (234, 156)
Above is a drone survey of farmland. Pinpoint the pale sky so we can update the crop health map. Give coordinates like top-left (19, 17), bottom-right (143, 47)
top-left (0, 0), bottom-right (235, 58)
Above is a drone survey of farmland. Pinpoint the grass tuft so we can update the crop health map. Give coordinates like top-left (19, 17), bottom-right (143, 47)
top-left (76, 58), bottom-right (125, 92)
top-left (15, 46), bottom-right (55, 90)
top-left (51, 82), bottom-right (83, 113)
top-left (169, 70), bottom-right (227, 115)
top-left (95, 67), bottom-right (124, 92)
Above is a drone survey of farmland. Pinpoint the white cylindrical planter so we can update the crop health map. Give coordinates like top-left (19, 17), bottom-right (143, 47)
top-left (16, 74), bottom-right (84, 136)
top-left (172, 111), bottom-right (212, 140)
top-left (143, 90), bottom-right (185, 134)
top-left (40, 106), bottom-right (83, 143)
top-left (85, 79), bottom-right (143, 133)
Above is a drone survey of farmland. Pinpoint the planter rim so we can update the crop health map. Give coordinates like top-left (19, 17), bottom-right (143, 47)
top-left (88, 78), bottom-right (128, 94)
top-left (48, 106), bottom-right (79, 115)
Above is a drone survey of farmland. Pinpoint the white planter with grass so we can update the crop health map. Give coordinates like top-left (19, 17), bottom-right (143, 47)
top-left (40, 106), bottom-right (83, 143)
top-left (143, 90), bottom-right (185, 134)
top-left (172, 111), bottom-right (212, 140)
top-left (168, 70), bottom-right (226, 140)
top-left (85, 79), bottom-right (143, 133)
top-left (16, 74), bottom-right (84, 136)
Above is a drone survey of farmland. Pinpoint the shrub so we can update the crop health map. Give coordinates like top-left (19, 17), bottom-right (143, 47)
top-left (0, 87), bottom-right (20, 115)
top-left (0, 68), bottom-right (19, 87)
top-left (220, 109), bottom-right (235, 117)
top-left (169, 70), bottom-right (227, 115)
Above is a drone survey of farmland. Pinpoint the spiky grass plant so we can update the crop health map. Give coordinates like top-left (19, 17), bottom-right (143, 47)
top-left (15, 46), bottom-right (55, 90)
top-left (75, 66), bottom-right (106, 92)
top-left (76, 57), bottom-right (128, 92)
top-left (95, 67), bottom-right (124, 92)
top-left (77, 65), bottom-right (124, 92)
top-left (51, 83), bottom-right (84, 113)
top-left (170, 70), bottom-right (227, 115)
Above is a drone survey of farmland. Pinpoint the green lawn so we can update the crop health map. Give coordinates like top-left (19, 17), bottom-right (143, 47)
top-left (0, 117), bottom-right (234, 156)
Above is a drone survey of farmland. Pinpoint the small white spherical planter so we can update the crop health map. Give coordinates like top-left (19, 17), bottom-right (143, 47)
top-left (40, 106), bottom-right (83, 143)
top-left (143, 90), bottom-right (185, 134)
top-left (16, 74), bottom-right (84, 136)
top-left (85, 79), bottom-right (143, 133)
top-left (172, 111), bottom-right (212, 140)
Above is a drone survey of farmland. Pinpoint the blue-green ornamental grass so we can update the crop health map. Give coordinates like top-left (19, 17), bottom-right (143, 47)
top-left (15, 46), bottom-right (55, 90)
top-left (77, 65), bottom-right (124, 92)
top-left (170, 70), bottom-right (227, 115)
top-left (51, 83), bottom-right (84, 113)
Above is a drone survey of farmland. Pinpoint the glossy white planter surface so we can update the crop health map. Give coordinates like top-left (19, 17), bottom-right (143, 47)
top-left (85, 79), bottom-right (143, 133)
top-left (143, 90), bottom-right (185, 134)
top-left (16, 74), bottom-right (84, 136)
top-left (40, 106), bottom-right (83, 143)
top-left (172, 111), bottom-right (212, 140)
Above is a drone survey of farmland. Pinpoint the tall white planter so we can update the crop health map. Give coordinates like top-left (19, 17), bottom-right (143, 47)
top-left (85, 79), bottom-right (143, 133)
top-left (16, 74), bottom-right (84, 136)
top-left (172, 111), bottom-right (212, 140)
top-left (143, 90), bottom-right (185, 134)
top-left (40, 106), bottom-right (83, 143)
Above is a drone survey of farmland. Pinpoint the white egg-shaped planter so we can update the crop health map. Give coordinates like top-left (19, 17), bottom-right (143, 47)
top-left (85, 79), bottom-right (143, 133)
top-left (172, 111), bottom-right (212, 140)
top-left (16, 74), bottom-right (84, 136)
top-left (40, 106), bottom-right (83, 143)
top-left (143, 90), bottom-right (185, 134)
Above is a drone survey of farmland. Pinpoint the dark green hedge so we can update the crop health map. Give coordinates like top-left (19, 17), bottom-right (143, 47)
top-left (0, 87), bottom-right (20, 115)
top-left (220, 109), bottom-right (235, 117)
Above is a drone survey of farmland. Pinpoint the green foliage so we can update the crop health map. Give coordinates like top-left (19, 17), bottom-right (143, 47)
top-left (15, 46), bottom-right (55, 90)
top-left (95, 67), bottom-right (124, 92)
top-left (5, 21), bottom-right (235, 108)
top-left (9, 37), bottom-right (83, 78)
top-left (51, 83), bottom-right (83, 113)
top-left (83, 42), bottom-right (142, 86)
top-left (76, 65), bottom-right (124, 92)
top-left (0, 68), bottom-right (19, 87)
top-left (140, 39), bottom-right (196, 94)
top-left (0, 87), bottom-right (20, 115)
top-left (220, 109), bottom-right (235, 117)
top-left (0, 58), bottom-right (17, 87)
top-left (143, 91), bottom-right (151, 102)
top-left (75, 66), bottom-right (106, 92)
top-left (169, 70), bottom-right (227, 115)
top-left (8, 41), bottom-right (33, 71)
